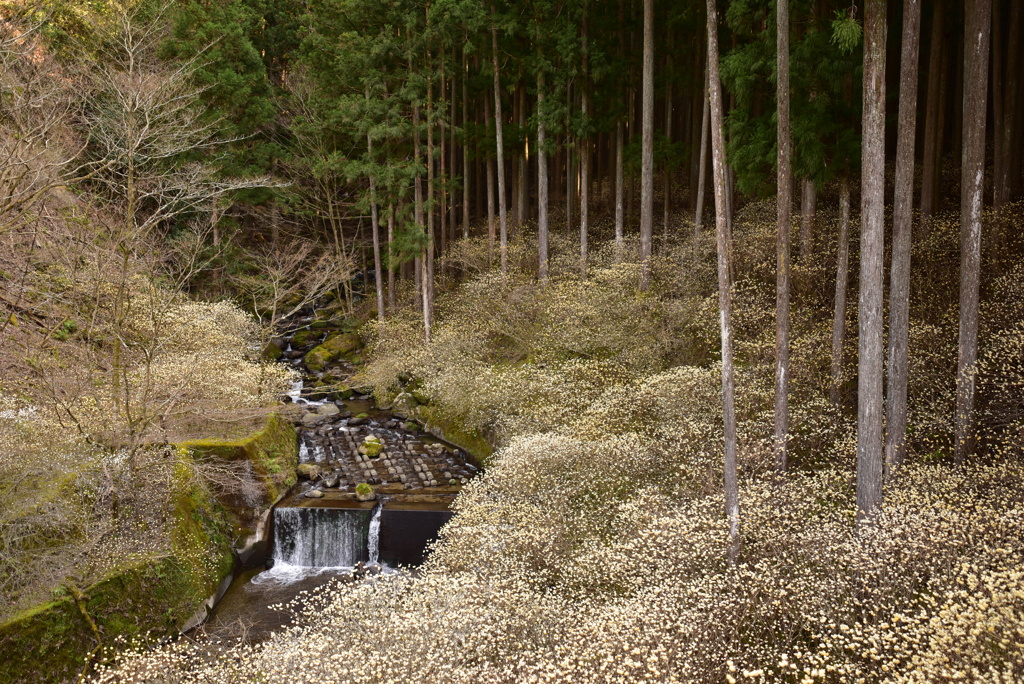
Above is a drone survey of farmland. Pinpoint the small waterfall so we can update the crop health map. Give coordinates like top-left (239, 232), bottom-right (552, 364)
top-left (367, 504), bottom-right (382, 564)
top-left (271, 507), bottom-right (369, 567)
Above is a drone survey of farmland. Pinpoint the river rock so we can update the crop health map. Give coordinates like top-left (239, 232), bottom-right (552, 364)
top-left (316, 403), bottom-right (340, 417)
top-left (359, 435), bottom-right (384, 458)
top-left (348, 413), bottom-right (369, 426)
top-left (322, 473), bottom-right (339, 488)
top-left (297, 464), bottom-right (322, 480)
top-left (390, 392), bottom-right (417, 418)
top-left (304, 489), bottom-right (324, 499)
top-left (301, 411), bottom-right (325, 428)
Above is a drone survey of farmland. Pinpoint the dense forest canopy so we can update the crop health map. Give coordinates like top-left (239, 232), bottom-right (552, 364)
top-left (0, 0), bottom-right (1023, 681)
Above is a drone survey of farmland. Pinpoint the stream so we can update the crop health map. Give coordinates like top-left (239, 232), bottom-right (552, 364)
top-left (195, 319), bottom-right (479, 645)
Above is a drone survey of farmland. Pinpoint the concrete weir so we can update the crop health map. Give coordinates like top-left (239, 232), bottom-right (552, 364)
top-left (269, 496), bottom-right (454, 569)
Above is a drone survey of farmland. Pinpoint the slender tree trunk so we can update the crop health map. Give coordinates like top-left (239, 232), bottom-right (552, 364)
top-left (491, 5), bottom-right (508, 273)
top-left (885, 0), bottom-right (921, 473)
top-left (463, 46), bottom-right (470, 238)
top-left (955, 0), bottom-right (992, 464)
top-left (580, 10), bottom-right (590, 276)
top-left (799, 178), bottom-right (816, 258)
top-left (952, 24), bottom-right (964, 169)
top-left (566, 127), bottom-right (574, 238)
top-left (366, 92), bottom-right (385, 323)
top-left (992, 3), bottom-right (1005, 208)
top-left (517, 85), bottom-right (527, 229)
top-left (414, 125), bottom-right (423, 305)
top-left (857, 0), bottom-right (887, 521)
top-left (706, 0), bottom-right (739, 561)
top-left (440, 65), bottom-right (448, 266)
top-left (920, 0), bottom-right (944, 218)
top-left (485, 92), bottom-right (496, 256)
top-left (662, 42), bottom-right (672, 243)
top-left (639, 0), bottom-right (655, 289)
top-left (411, 39), bottom-right (424, 306)
top-left (538, 68), bottom-right (549, 281)
top-left (450, 55), bottom-right (457, 251)
top-left (1000, 1), bottom-right (1021, 204)
top-left (695, 61), bottom-right (710, 235)
top-left (615, 119), bottom-right (624, 259)
top-left (774, 0), bottom-right (792, 474)
top-left (830, 179), bottom-right (852, 405)
top-left (387, 205), bottom-right (396, 310)
top-left (423, 70), bottom-right (436, 344)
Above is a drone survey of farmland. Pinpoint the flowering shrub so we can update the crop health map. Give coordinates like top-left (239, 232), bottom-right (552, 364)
top-left (97, 205), bottom-right (1024, 682)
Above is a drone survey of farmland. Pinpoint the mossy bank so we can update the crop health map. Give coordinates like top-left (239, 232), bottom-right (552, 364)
top-left (0, 414), bottom-right (297, 684)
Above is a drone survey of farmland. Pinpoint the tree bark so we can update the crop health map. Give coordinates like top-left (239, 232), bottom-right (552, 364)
top-left (857, 0), bottom-right (886, 521)
top-left (423, 71), bottom-right (435, 343)
top-left (538, 68), bottom-right (549, 281)
top-left (695, 60), bottom-right (709, 235)
top-left (992, 3), bottom-right (1005, 208)
top-left (774, 0), bottom-right (792, 474)
top-left (955, 0), bottom-right (992, 464)
top-left (639, 0), bottom-right (655, 289)
top-left (706, 0), bottom-right (739, 561)
top-left (662, 33), bottom-right (673, 243)
top-left (997, 0), bottom-right (1020, 205)
top-left (580, 10), bottom-right (590, 277)
top-left (440, 65), bottom-right (448, 266)
top-left (387, 205), bottom-right (396, 309)
top-left (885, 0), bottom-right (921, 473)
top-left (485, 92), bottom-right (496, 255)
top-left (413, 102), bottom-right (424, 305)
top-left (799, 178), bottom-right (815, 259)
top-left (920, 0), bottom-right (944, 219)
top-left (830, 179), bottom-right (852, 405)
top-left (491, 5), bottom-right (508, 274)
top-left (366, 91), bottom-right (385, 323)
top-left (463, 45), bottom-right (471, 239)
top-left (517, 84), bottom-right (527, 228)
top-left (615, 119), bottom-right (624, 259)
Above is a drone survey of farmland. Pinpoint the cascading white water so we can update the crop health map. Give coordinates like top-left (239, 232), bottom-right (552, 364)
top-left (367, 504), bottom-right (382, 564)
top-left (271, 507), bottom-right (368, 567)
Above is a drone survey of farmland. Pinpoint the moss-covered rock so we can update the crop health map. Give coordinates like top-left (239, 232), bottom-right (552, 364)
top-left (261, 342), bottom-right (283, 361)
top-left (291, 329), bottom-right (320, 348)
top-left (416, 404), bottom-right (494, 466)
top-left (305, 332), bottom-right (360, 372)
top-left (359, 435), bottom-right (383, 458)
top-left (355, 483), bottom-right (375, 501)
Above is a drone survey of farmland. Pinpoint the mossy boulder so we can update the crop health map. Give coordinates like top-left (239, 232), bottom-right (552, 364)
top-left (304, 333), bottom-right (360, 372)
top-left (359, 435), bottom-right (383, 458)
top-left (261, 342), bottom-right (283, 361)
top-left (291, 329), bottom-right (320, 348)
top-left (355, 483), bottom-right (375, 501)
top-left (416, 404), bottom-right (493, 466)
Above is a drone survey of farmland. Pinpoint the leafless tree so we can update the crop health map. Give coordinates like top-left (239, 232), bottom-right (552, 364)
top-left (705, 0), bottom-right (739, 561)
top-left (857, 0), bottom-right (886, 520)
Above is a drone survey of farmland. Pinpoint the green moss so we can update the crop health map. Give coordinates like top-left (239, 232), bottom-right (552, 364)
top-left (304, 333), bottom-right (361, 372)
top-left (0, 420), bottom-right (298, 683)
top-left (291, 329), bottom-right (319, 347)
top-left (355, 483), bottom-right (373, 497)
top-left (0, 555), bottom-right (221, 684)
top-left (178, 413), bottom-right (298, 503)
top-left (416, 405), bottom-right (494, 466)
top-left (261, 342), bottom-right (283, 361)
